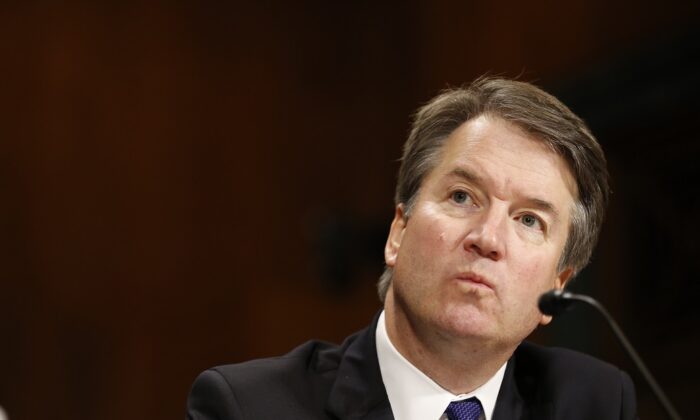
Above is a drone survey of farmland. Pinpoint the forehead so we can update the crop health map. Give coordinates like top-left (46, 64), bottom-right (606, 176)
top-left (426, 115), bottom-right (578, 208)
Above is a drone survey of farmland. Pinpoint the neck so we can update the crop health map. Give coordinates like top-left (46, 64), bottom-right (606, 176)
top-left (384, 294), bottom-right (514, 394)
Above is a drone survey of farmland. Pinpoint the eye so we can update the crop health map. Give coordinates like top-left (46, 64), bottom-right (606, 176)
top-left (451, 190), bottom-right (472, 204)
top-left (520, 214), bottom-right (543, 230)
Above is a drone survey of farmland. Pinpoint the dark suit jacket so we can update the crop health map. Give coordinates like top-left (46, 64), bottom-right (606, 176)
top-left (187, 314), bottom-right (638, 419)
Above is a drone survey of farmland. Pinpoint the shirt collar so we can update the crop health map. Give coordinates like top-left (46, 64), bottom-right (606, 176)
top-left (375, 310), bottom-right (506, 420)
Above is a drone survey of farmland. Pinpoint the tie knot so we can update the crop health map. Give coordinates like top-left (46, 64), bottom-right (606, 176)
top-left (445, 397), bottom-right (483, 420)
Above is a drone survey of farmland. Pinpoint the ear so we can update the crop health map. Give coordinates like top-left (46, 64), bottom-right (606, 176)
top-left (539, 267), bottom-right (574, 326)
top-left (384, 204), bottom-right (407, 268)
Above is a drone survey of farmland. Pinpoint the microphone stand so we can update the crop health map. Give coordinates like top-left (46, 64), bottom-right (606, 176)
top-left (540, 290), bottom-right (683, 420)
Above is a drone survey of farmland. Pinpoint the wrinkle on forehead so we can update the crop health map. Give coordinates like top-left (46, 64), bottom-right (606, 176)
top-left (445, 115), bottom-right (579, 200)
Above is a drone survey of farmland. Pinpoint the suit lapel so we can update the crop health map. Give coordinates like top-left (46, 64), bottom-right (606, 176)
top-left (323, 318), bottom-right (556, 420)
top-left (325, 313), bottom-right (394, 420)
top-left (493, 346), bottom-right (553, 420)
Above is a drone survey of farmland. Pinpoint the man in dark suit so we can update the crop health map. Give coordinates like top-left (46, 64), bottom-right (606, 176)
top-left (187, 77), bottom-right (638, 419)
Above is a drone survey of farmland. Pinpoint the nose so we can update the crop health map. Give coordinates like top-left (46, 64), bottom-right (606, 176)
top-left (463, 208), bottom-right (506, 261)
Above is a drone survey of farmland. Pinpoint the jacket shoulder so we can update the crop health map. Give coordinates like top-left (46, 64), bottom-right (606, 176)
top-left (187, 336), bottom-right (356, 419)
top-left (516, 341), bottom-right (624, 379)
top-left (511, 341), bottom-right (638, 419)
top-left (210, 339), bottom-right (343, 390)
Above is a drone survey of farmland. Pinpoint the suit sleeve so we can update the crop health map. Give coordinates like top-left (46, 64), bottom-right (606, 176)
top-left (619, 370), bottom-right (639, 420)
top-left (186, 369), bottom-right (243, 420)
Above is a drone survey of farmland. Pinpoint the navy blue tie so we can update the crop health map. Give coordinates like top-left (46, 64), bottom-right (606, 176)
top-left (444, 397), bottom-right (483, 420)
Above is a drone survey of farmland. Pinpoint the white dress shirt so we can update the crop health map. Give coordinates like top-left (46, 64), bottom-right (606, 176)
top-left (375, 311), bottom-right (506, 420)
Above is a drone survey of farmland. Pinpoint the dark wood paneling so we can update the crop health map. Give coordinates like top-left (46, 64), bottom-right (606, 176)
top-left (0, 1), bottom-right (697, 419)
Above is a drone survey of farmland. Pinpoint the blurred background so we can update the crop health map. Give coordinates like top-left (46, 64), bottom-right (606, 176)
top-left (1, 1), bottom-right (699, 419)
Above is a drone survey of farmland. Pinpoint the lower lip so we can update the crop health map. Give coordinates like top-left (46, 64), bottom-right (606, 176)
top-left (456, 278), bottom-right (492, 290)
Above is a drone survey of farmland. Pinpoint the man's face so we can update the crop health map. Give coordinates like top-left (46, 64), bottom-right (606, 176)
top-left (385, 115), bottom-right (576, 348)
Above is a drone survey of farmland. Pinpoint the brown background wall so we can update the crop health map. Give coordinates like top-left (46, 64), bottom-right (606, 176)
top-left (1, 1), bottom-right (699, 419)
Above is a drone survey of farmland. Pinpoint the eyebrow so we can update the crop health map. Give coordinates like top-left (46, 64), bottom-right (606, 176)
top-left (450, 168), bottom-right (484, 185)
top-left (448, 168), bottom-right (561, 221)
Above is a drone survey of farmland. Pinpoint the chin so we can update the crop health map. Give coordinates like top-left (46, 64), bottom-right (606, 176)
top-left (434, 306), bottom-right (494, 339)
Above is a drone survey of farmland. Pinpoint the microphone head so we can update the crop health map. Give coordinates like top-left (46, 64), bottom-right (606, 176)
top-left (538, 289), bottom-right (574, 316)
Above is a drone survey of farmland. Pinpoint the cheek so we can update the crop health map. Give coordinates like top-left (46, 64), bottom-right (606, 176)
top-left (509, 248), bottom-right (557, 289)
top-left (405, 217), bottom-right (453, 256)
top-left (508, 243), bottom-right (540, 274)
top-left (400, 230), bottom-right (441, 269)
top-left (523, 260), bottom-right (544, 279)
top-left (394, 214), bottom-right (458, 285)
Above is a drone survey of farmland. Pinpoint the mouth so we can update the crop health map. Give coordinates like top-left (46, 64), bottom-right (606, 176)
top-left (455, 272), bottom-right (494, 290)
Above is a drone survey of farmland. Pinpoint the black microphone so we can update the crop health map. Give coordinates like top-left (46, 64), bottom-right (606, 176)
top-left (537, 288), bottom-right (579, 316)
top-left (538, 289), bottom-right (683, 420)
